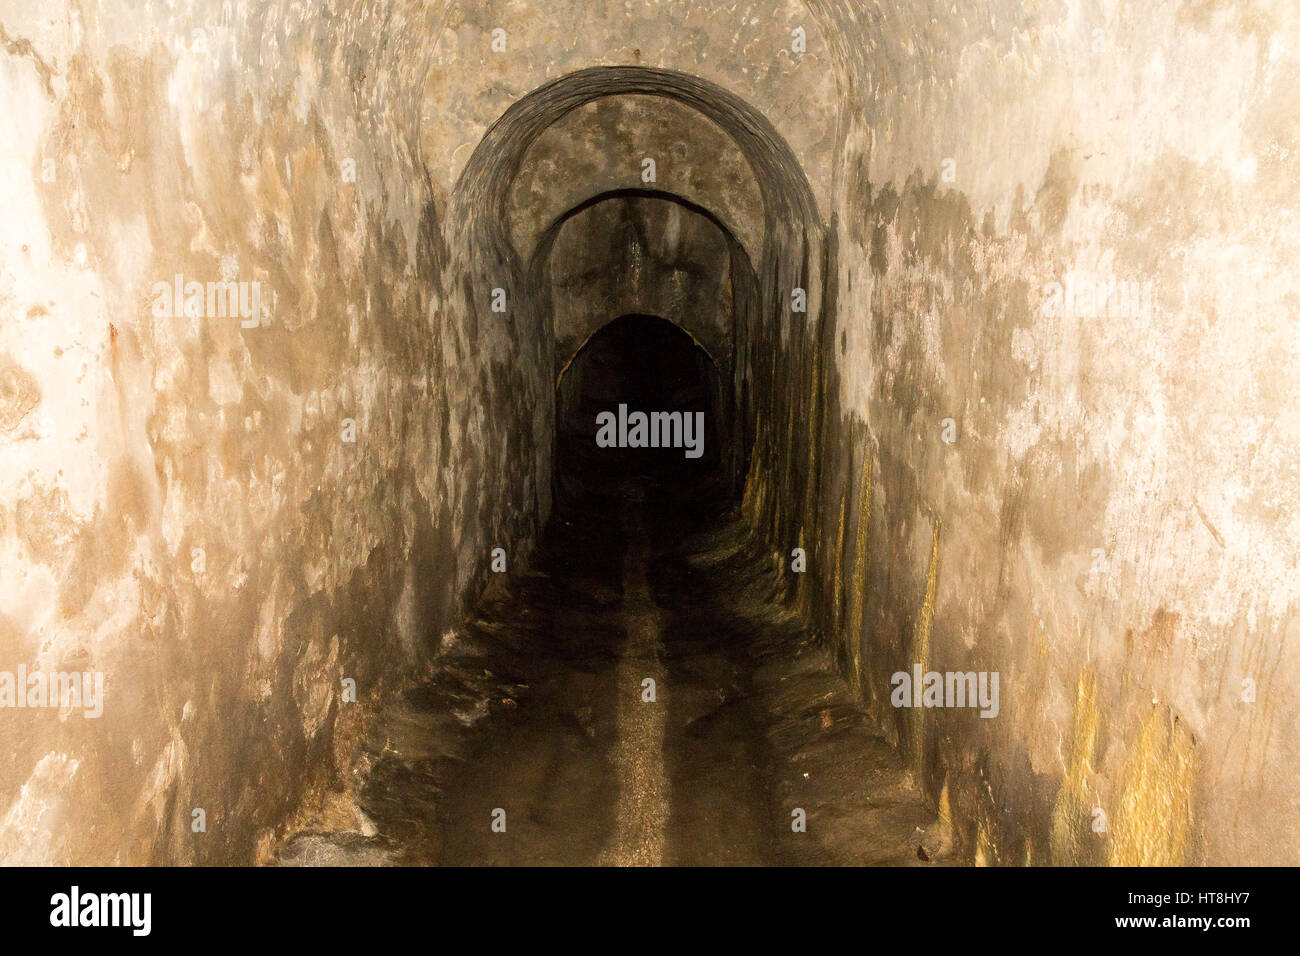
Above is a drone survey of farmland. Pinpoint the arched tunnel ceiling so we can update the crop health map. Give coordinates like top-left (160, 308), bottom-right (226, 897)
top-left (419, 0), bottom-right (839, 215)
top-left (545, 195), bottom-right (738, 380)
top-left (451, 64), bottom-right (823, 276)
top-left (508, 95), bottom-right (765, 263)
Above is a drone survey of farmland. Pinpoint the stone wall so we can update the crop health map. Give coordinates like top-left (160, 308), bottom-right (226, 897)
top-left (0, 0), bottom-right (543, 863)
top-left (815, 0), bottom-right (1300, 866)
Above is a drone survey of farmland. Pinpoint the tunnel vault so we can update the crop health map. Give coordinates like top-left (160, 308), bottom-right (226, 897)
top-left (447, 63), bottom-right (832, 568)
top-left (451, 65), bottom-right (821, 258)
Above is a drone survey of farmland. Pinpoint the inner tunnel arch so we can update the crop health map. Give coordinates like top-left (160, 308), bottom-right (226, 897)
top-left (534, 188), bottom-right (755, 381)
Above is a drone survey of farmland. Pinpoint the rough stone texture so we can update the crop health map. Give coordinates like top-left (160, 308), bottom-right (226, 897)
top-left (0, 0), bottom-right (1295, 866)
top-left (418, 0), bottom-right (838, 217)
top-left (0, 0), bottom-right (539, 863)
top-left (510, 95), bottom-right (764, 263)
top-left (813, 0), bottom-right (1300, 866)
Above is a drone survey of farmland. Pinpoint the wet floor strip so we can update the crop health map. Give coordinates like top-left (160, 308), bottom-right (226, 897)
top-left (597, 497), bottom-right (669, 864)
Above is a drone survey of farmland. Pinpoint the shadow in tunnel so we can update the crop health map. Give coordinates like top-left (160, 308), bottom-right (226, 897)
top-left (554, 313), bottom-right (733, 522)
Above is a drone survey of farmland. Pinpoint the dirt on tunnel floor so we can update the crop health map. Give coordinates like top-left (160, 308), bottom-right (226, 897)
top-left (274, 483), bottom-right (946, 867)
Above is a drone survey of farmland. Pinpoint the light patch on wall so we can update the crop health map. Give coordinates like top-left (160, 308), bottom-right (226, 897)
top-left (207, 354), bottom-right (244, 406)
top-left (0, 751), bottom-right (80, 864)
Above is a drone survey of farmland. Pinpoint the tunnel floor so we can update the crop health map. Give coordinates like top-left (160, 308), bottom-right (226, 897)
top-left (275, 476), bottom-right (947, 866)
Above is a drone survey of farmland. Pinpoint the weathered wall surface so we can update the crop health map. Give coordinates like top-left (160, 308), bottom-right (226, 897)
top-left (813, 0), bottom-right (1300, 865)
top-left (0, 0), bottom-right (543, 863)
top-left (2, 0), bottom-right (1294, 867)
top-left (0, 0), bottom-right (835, 866)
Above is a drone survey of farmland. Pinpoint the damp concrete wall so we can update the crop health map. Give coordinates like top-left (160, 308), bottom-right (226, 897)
top-left (0, 0), bottom-right (545, 863)
top-left (0, 0), bottom-right (828, 867)
top-left (813, 0), bottom-right (1300, 866)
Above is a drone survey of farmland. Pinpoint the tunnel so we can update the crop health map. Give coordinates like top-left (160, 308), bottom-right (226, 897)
top-left (0, 0), bottom-right (1297, 876)
top-left (554, 312), bottom-right (727, 507)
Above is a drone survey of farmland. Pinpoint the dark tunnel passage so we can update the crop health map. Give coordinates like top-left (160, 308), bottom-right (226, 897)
top-left (327, 298), bottom-right (937, 864)
top-left (222, 64), bottom-right (991, 868)
top-left (554, 313), bottom-right (728, 511)
top-left (275, 63), bottom-right (944, 861)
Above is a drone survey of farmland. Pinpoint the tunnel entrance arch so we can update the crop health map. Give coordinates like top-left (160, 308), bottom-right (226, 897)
top-left (451, 65), bottom-right (821, 264)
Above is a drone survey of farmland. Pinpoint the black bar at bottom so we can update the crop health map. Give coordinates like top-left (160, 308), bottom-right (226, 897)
top-left (0, 865), bottom-right (1285, 943)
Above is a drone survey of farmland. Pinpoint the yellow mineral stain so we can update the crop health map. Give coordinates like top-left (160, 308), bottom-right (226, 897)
top-left (1108, 703), bottom-right (1196, 866)
top-left (793, 354), bottom-right (823, 621)
top-left (831, 489), bottom-right (848, 636)
top-left (741, 433), bottom-right (762, 521)
top-left (974, 819), bottom-right (997, 866)
top-left (803, 342), bottom-right (823, 526)
top-left (790, 526), bottom-right (807, 610)
top-left (912, 517), bottom-right (941, 765)
top-left (847, 450), bottom-right (873, 693)
top-left (1049, 668), bottom-right (1101, 865)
